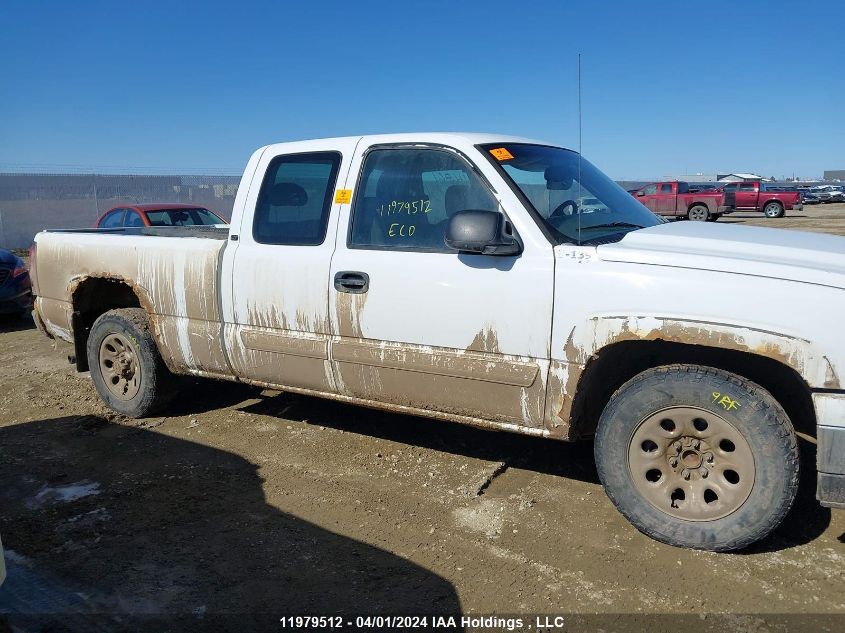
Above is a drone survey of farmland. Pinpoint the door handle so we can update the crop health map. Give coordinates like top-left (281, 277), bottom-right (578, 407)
top-left (334, 271), bottom-right (369, 294)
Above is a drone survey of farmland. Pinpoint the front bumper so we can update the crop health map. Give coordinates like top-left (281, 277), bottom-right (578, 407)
top-left (813, 392), bottom-right (845, 509)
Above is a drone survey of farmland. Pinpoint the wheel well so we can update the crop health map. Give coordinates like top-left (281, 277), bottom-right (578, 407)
top-left (687, 202), bottom-right (708, 211)
top-left (763, 199), bottom-right (783, 207)
top-left (569, 340), bottom-right (815, 439)
top-left (71, 277), bottom-right (142, 371)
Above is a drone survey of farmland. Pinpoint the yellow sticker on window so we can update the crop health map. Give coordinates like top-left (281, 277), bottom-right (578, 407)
top-left (489, 147), bottom-right (514, 161)
top-left (335, 189), bottom-right (352, 204)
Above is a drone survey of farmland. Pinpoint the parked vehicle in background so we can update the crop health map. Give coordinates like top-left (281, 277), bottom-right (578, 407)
top-left (631, 181), bottom-right (726, 221)
top-left (811, 186), bottom-right (845, 204)
top-left (30, 133), bottom-right (845, 552)
top-left (802, 191), bottom-right (822, 205)
top-left (0, 248), bottom-right (33, 318)
top-left (576, 196), bottom-right (608, 214)
top-left (95, 204), bottom-right (227, 229)
top-left (719, 182), bottom-right (802, 218)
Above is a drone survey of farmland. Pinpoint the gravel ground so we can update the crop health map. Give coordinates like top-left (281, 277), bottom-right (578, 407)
top-left (0, 204), bottom-right (843, 632)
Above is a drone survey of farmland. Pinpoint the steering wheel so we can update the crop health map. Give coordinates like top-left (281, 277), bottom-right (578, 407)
top-left (549, 199), bottom-right (578, 219)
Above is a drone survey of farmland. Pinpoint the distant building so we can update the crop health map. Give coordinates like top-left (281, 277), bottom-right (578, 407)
top-left (824, 170), bottom-right (845, 181)
top-left (663, 172), bottom-right (769, 183)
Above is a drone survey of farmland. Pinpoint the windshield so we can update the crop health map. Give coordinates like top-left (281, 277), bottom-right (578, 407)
top-left (145, 208), bottom-right (224, 226)
top-left (481, 143), bottom-right (662, 244)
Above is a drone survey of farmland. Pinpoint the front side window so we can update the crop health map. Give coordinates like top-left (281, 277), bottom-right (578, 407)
top-left (643, 184), bottom-right (657, 195)
top-left (659, 183), bottom-right (673, 194)
top-left (723, 184), bottom-right (738, 192)
top-left (125, 211), bottom-right (146, 227)
top-left (482, 144), bottom-right (661, 245)
top-left (253, 152), bottom-right (341, 245)
top-left (738, 183), bottom-right (756, 191)
top-left (349, 148), bottom-right (497, 250)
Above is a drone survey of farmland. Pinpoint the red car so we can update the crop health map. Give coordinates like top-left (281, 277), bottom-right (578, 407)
top-left (95, 204), bottom-right (227, 229)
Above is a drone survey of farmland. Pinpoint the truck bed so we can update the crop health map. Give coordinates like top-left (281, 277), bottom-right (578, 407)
top-left (33, 229), bottom-right (230, 377)
top-left (44, 226), bottom-right (229, 240)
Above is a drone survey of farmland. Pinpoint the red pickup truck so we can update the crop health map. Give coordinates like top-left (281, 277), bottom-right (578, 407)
top-left (718, 182), bottom-right (802, 218)
top-left (632, 181), bottom-right (727, 221)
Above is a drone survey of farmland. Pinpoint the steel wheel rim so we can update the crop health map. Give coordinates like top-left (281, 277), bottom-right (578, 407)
top-left (98, 333), bottom-right (142, 400)
top-left (628, 406), bottom-right (755, 521)
top-left (690, 208), bottom-right (707, 221)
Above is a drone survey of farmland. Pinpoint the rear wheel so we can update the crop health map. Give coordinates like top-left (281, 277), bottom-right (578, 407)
top-left (705, 213), bottom-right (721, 222)
top-left (687, 205), bottom-right (709, 221)
top-left (764, 201), bottom-right (784, 218)
top-left (594, 364), bottom-right (799, 551)
top-left (87, 308), bottom-right (175, 417)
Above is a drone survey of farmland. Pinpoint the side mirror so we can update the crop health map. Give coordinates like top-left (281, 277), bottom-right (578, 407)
top-left (636, 191), bottom-right (645, 197)
top-left (445, 210), bottom-right (521, 256)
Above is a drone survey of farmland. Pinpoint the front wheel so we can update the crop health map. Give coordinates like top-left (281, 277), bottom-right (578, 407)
top-left (764, 202), bottom-right (784, 218)
top-left (687, 205), bottom-right (709, 221)
top-left (87, 308), bottom-right (176, 418)
top-left (594, 364), bottom-right (799, 551)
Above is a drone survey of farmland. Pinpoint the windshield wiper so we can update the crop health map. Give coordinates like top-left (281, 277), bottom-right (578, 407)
top-left (580, 222), bottom-right (644, 231)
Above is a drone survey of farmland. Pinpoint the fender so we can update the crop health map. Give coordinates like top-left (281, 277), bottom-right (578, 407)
top-left (544, 315), bottom-right (839, 439)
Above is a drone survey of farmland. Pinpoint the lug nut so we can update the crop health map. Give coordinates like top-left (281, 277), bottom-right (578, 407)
top-left (701, 470), bottom-right (709, 479)
top-left (669, 458), bottom-right (678, 468)
top-left (683, 470), bottom-right (691, 480)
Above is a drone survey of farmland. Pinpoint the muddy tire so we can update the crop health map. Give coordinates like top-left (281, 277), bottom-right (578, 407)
top-left (594, 364), bottom-right (799, 551)
top-left (764, 202), bottom-right (784, 218)
top-left (687, 205), bottom-right (709, 221)
top-left (705, 213), bottom-right (721, 222)
top-left (87, 308), bottom-right (175, 418)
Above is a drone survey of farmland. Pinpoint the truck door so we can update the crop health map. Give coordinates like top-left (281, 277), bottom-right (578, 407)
top-left (327, 143), bottom-right (554, 428)
top-left (735, 182), bottom-right (758, 209)
top-left (722, 183), bottom-right (738, 208)
top-left (655, 182), bottom-right (677, 215)
top-left (636, 184), bottom-right (658, 212)
top-left (222, 138), bottom-right (360, 392)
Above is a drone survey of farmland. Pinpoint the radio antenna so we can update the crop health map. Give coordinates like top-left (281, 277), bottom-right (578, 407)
top-left (577, 53), bottom-right (583, 246)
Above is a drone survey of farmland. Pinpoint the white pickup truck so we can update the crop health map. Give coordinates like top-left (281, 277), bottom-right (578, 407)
top-left (31, 133), bottom-right (844, 551)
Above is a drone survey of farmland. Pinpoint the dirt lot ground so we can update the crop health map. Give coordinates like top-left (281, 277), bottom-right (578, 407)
top-left (1, 205), bottom-right (843, 631)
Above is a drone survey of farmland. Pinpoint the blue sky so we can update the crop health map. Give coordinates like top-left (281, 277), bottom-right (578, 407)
top-left (1, 0), bottom-right (842, 179)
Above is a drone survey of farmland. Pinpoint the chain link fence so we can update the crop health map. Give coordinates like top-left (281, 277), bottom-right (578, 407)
top-left (0, 173), bottom-right (240, 249)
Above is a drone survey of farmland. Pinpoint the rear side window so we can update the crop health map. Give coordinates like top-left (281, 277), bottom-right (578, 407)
top-left (99, 209), bottom-right (125, 228)
top-left (253, 152), bottom-right (341, 245)
top-left (349, 148), bottom-right (497, 251)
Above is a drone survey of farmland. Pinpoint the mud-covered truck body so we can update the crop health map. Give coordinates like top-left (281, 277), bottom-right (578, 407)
top-left (31, 133), bottom-right (845, 551)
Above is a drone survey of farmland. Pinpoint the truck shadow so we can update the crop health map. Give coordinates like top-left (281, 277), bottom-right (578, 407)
top-left (239, 391), bottom-right (600, 485)
top-left (0, 314), bottom-right (35, 334)
top-left (239, 391), bottom-right (831, 552)
top-left (0, 416), bottom-right (462, 632)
